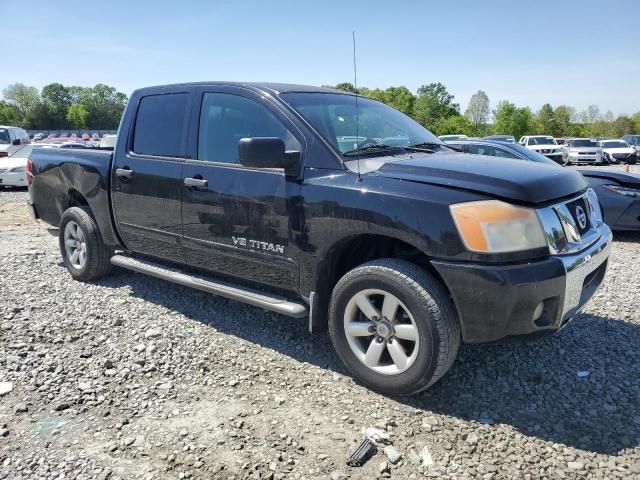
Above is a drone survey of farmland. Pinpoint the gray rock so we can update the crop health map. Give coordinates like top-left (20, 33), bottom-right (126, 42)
top-left (567, 461), bottom-right (584, 470)
top-left (383, 445), bottom-right (402, 464)
top-left (144, 329), bottom-right (162, 339)
top-left (330, 471), bottom-right (347, 480)
top-left (14, 403), bottom-right (28, 414)
top-left (420, 446), bottom-right (434, 467)
top-left (466, 432), bottom-right (480, 445)
top-left (0, 382), bottom-right (13, 396)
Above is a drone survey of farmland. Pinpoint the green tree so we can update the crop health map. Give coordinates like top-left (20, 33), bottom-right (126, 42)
top-left (554, 105), bottom-right (575, 137)
top-left (413, 82), bottom-right (459, 128)
top-left (611, 115), bottom-right (634, 138)
top-left (41, 83), bottom-right (72, 129)
top-left (432, 115), bottom-right (473, 136)
top-left (631, 112), bottom-right (640, 134)
top-left (78, 84), bottom-right (127, 129)
top-left (537, 103), bottom-right (557, 135)
top-left (2, 83), bottom-right (40, 120)
top-left (464, 90), bottom-right (490, 136)
top-left (66, 104), bottom-right (88, 129)
top-left (331, 82), bottom-right (358, 93)
top-left (0, 101), bottom-right (22, 126)
top-left (492, 100), bottom-right (535, 140)
top-left (381, 86), bottom-right (415, 117)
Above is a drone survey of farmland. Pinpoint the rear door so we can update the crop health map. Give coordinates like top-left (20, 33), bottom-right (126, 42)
top-left (180, 86), bottom-right (304, 292)
top-left (111, 91), bottom-right (193, 262)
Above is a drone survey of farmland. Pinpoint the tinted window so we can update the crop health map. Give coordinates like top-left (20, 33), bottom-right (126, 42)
top-left (494, 147), bottom-right (519, 159)
top-left (468, 144), bottom-right (496, 156)
top-left (133, 93), bottom-right (188, 157)
top-left (0, 128), bottom-right (9, 144)
top-left (198, 93), bottom-right (299, 164)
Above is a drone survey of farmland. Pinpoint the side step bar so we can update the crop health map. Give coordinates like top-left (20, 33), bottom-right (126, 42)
top-left (110, 254), bottom-right (308, 318)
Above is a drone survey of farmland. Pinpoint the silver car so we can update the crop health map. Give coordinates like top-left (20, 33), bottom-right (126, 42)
top-left (562, 138), bottom-right (603, 165)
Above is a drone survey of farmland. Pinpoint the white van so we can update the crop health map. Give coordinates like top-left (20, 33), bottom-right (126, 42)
top-left (0, 126), bottom-right (30, 157)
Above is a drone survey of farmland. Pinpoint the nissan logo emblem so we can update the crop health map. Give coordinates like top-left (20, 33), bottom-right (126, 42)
top-left (575, 205), bottom-right (587, 229)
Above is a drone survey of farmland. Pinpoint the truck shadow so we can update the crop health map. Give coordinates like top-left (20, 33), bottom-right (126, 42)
top-left (95, 269), bottom-right (639, 456)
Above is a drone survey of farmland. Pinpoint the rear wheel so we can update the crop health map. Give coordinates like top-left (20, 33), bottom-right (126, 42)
top-left (59, 207), bottom-right (112, 281)
top-left (329, 259), bottom-right (460, 395)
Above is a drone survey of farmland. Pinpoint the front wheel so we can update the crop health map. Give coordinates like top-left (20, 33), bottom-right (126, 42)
top-left (329, 259), bottom-right (460, 395)
top-left (59, 206), bottom-right (112, 281)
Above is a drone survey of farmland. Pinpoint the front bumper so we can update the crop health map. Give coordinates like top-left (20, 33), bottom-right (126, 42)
top-left (432, 223), bottom-right (612, 343)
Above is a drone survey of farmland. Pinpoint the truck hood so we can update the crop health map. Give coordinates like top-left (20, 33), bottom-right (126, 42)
top-left (578, 169), bottom-right (640, 187)
top-left (369, 151), bottom-right (588, 204)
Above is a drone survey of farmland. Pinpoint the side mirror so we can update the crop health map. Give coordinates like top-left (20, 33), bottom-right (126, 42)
top-left (12, 139), bottom-right (21, 146)
top-left (238, 137), bottom-right (298, 171)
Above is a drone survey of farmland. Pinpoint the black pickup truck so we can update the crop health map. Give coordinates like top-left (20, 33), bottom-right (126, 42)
top-left (27, 83), bottom-right (612, 395)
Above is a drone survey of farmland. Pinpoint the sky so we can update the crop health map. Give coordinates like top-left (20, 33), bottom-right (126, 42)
top-left (2, 0), bottom-right (639, 115)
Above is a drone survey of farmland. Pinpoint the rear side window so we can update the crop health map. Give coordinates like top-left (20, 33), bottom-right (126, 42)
top-left (133, 93), bottom-right (188, 157)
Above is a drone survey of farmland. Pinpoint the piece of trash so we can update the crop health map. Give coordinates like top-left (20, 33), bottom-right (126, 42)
top-left (346, 437), bottom-right (377, 467)
top-left (576, 371), bottom-right (590, 378)
top-left (361, 427), bottom-right (390, 444)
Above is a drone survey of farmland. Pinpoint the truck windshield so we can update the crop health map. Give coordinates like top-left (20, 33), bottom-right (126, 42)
top-left (602, 141), bottom-right (627, 148)
top-left (528, 137), bottom-right (556, 145)
top-left (0, 129), bottom-right (10, 144)
top-left (570, 139), bottom-right (598, 147)
top-left (280, 93), bottom-right (443, 156)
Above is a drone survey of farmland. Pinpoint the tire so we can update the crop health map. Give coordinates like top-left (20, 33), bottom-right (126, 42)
top-left (59, 206), bottom-right (112, 281)
top-left (328, 259), bottom-right (460, 395)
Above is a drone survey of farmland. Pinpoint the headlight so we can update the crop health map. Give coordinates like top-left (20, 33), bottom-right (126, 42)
top-left (9, 166), bottom-right (26, 173)
top-left (603, 185), bottom-right (640, 198)
top-left (450, 200), bottom-right (547, 253)
top-left (569, 151), bottom-right (578, 156)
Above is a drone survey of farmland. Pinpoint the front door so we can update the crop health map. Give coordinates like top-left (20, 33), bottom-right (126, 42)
top-left (181, 88), bottom-right (303, 292)
top-left (111, 91), bottom-right (191, 262)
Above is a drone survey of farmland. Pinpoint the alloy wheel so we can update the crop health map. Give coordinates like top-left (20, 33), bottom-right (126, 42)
top-left (343, 288), bottom-right (420, 375)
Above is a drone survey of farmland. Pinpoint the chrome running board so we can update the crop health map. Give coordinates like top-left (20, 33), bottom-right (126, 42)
top-left (110, 254), bottom-right (308, 318)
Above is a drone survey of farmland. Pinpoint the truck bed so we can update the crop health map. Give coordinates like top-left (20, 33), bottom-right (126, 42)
top-left (28, 148), bottom-right (121, 247)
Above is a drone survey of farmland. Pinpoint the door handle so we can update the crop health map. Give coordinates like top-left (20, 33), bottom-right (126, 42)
top-left (115, 168), bottom-right (133, 178)
top-left (184, 177), bottom-right (208, 188)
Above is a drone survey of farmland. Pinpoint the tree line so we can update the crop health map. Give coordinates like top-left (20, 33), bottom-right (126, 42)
top-left (325, 82), bottom-right (640, 139)
top-left (0, 83), bottom-right (128, 130)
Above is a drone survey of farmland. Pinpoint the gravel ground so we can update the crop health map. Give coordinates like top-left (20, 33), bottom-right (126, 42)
top-left (1, 184), bottom-right (640, 480)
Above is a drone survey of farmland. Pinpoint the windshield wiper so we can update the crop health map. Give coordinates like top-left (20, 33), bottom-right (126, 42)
top-left (342, 144), bottom-right (405, 156)
top-left (410, 142), bottom-right (461, 152)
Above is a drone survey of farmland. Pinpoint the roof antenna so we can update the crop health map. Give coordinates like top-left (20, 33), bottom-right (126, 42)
top-left (353, 31), bottom-right (362, 183)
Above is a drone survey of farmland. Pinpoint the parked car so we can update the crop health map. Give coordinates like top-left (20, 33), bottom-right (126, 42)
top-left (98, 134), bottom-right (117, 150)
top-left (28, 82), bottom-right (611, 395)
top-left (438, 134), bottom-right (468, 141)
top-left (448, 139), bottom-right (640, 231)
top-left (484, 134), bottom-right (515, 143)
top-left (0, 126), bottom-right (30, 158)
top-left (33, 133), bottom-right (45, 141)
top-left (599, 139), bottom-right (637, 164)
top-left (518, 135), bottom-right (564, 163)
top-left (562, 138), bottom-right (603, 165)
top-left (1, 145), bottom-right (34, 187)
top-left (622, 135), bottom-right (640, 156)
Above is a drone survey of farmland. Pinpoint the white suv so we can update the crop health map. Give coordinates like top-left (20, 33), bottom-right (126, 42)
top-left (0, 126), bottom-right (30, 158)
top-left (518, 135), bottom-right (563, 164)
